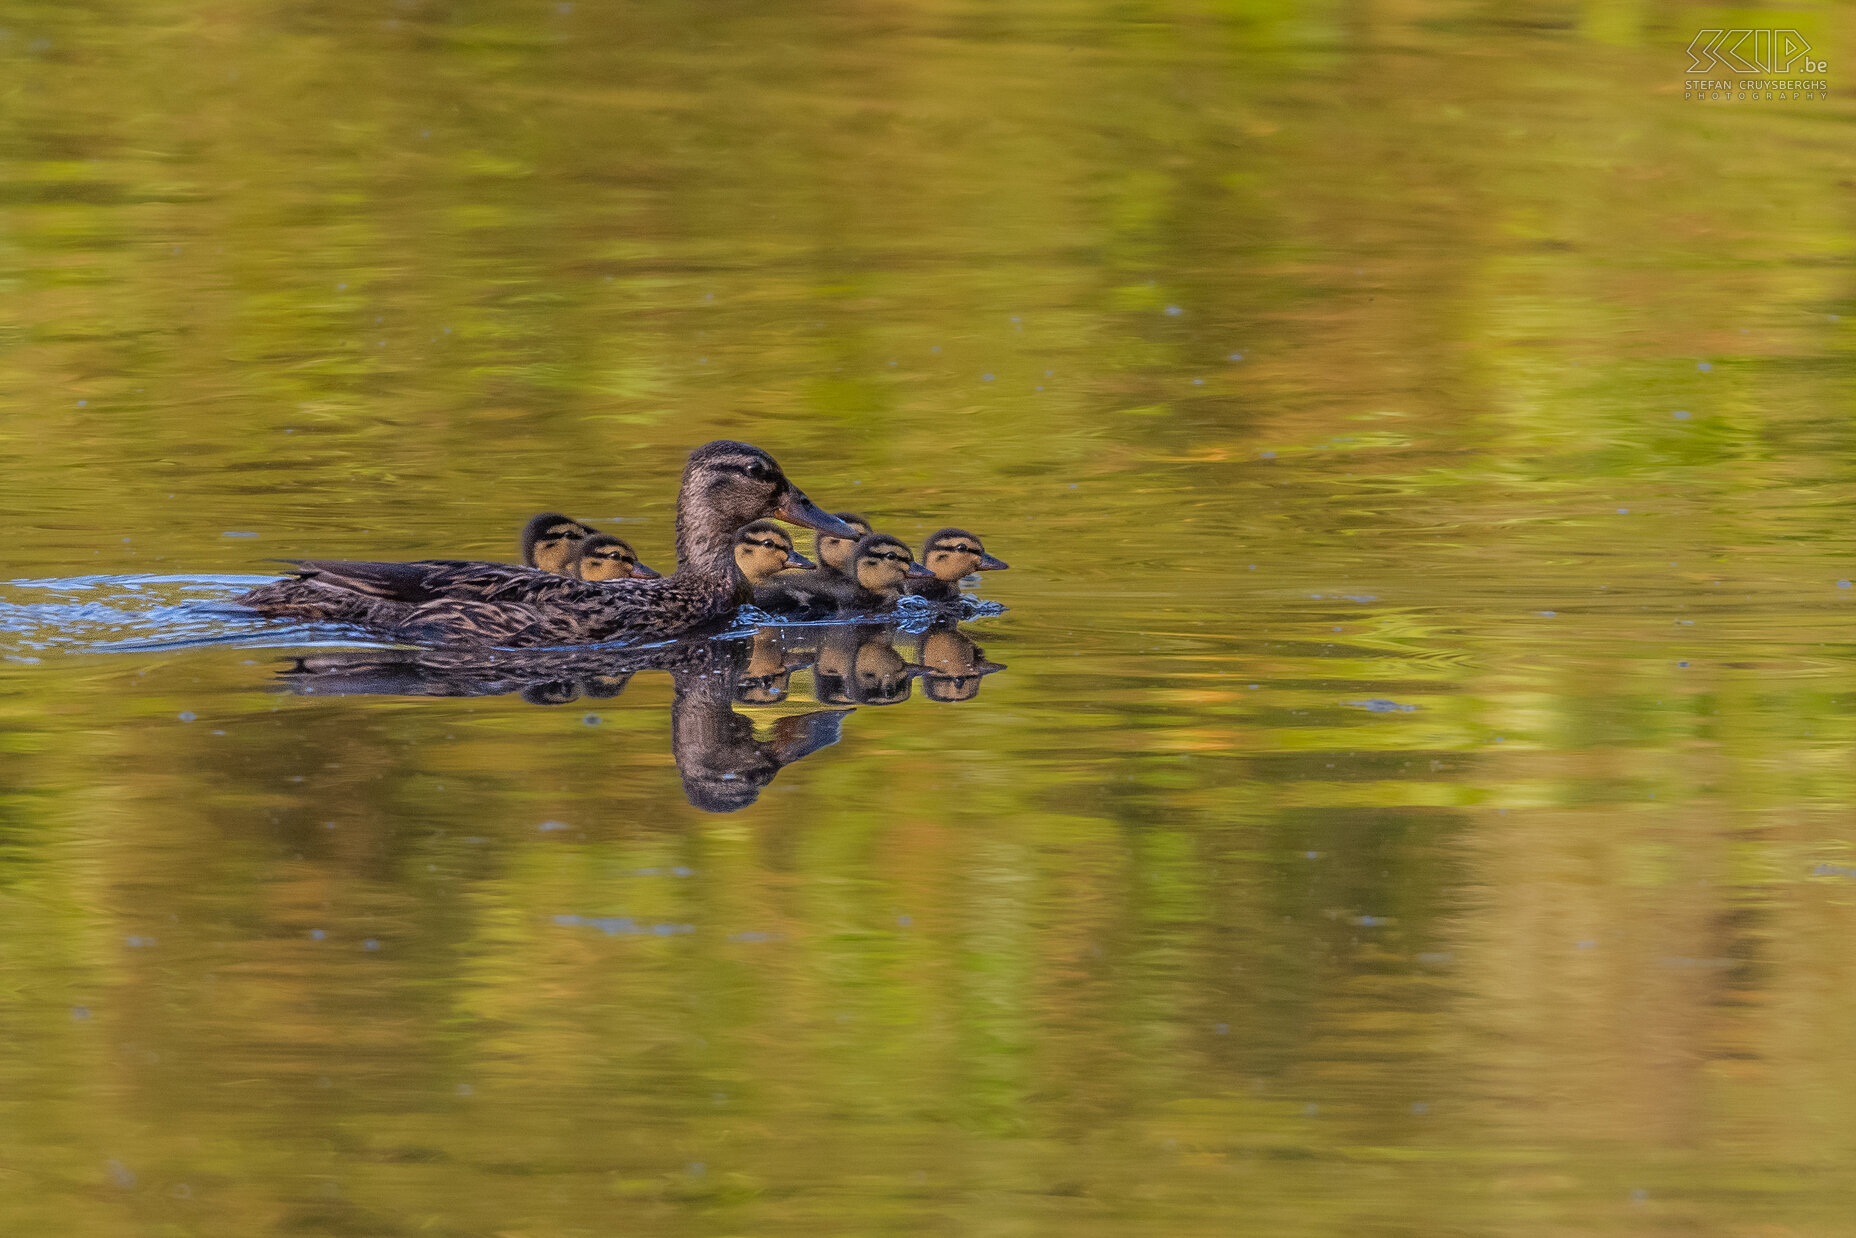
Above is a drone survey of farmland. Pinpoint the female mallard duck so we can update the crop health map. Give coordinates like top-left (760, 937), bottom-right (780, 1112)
top-left (906, 528), bottom-right (1009, 601)
top-left (566, 533), bottom-right (662, 581)
top-left (522, 513), bottom-right (600, 574)
top-left (734, 520), bottom-right (813, 587)
top-left (236, 441), bottom-right (859, 647)
top-left (756, 532), bottom-right (932, 617)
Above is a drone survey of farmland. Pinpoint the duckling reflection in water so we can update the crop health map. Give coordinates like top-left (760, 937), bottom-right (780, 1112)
top-left (515, 670), bottom-right (637, 706)
top-left (907, 528), bottom-right (1009, 602)
top-left (758, 533), bottom-right (932, 618)
top-left (566, 533), bottom-right (662, 581)
top-left (812, 625), bottom-right (923, 705)
top-left (736, 627), bottom-right (815, 704)
top-left (916, 622), bottom-right (1006, 701)
top-left (276, 636), bottom-right (848, 813)
top-left (522, 513), bottom-right (599, 575)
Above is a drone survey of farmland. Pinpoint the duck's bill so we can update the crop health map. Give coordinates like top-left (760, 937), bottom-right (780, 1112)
top-left (976, 552), bottom-right (1010, 571)
top-left (630, 563), bottom-right (663, 579)
top-left (785, 550), bottom-right (816, 570)
top-left (904, 561), bottom-right (935, 580)
top-left (776, 490), bottom-right (861, 539)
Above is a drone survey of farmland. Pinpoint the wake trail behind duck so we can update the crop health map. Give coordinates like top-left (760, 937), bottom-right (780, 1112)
top-left (0, 573), bottom-right (391, 657)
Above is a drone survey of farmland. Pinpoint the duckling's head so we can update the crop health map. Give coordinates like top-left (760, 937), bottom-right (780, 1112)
top-left (816, 513), bottom-right (873, 573)
top-left (921, 527), bottom-right (1009, 582)
top-left (733, 520), bottom-right (814, 587)
top-left (682, 441), bottom-right (861, 543)
top-left (850, 533), bottom-right (933, 596)
top-left (522, 513), bottom-right (598, 574)
top-left (569, 534), bottom-right (660, 582)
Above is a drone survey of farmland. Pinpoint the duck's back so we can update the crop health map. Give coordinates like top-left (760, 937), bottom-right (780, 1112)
top-left (240, 561), bottom-right (703, 646)
top-left (280, 558), bottom-right (578, 604)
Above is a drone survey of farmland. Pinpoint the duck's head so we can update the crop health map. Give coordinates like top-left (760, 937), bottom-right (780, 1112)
top-left (683, 441), bottom-right (860, 541)
top-left (522, 513), bottom-right (599, 574)
top-left (569, 534), bottom-right (661, 581)
top-left (850, 533), bottom-right (933, 596)
top-left (921, 527), bottom-right (1009, 582)
top-left (816, 512), bottom-right (873, 573)
top-left (733, 520), bottom-right (814, 587)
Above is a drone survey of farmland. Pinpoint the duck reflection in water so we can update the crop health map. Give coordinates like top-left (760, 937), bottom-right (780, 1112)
top-left (274, 619), bottom-right (1003, 811)
top-left (280, 636), bottom-right (851, 813)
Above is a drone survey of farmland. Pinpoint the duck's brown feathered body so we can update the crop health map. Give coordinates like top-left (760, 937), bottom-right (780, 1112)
top-left (236, 442), bottom-right (855, 648)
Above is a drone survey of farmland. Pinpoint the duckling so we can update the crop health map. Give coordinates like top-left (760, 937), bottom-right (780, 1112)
top-left (567, 533), bottom-right (662, 582)
top-left (522, 513), bottom-right (600, 574)
top-left (906, 527), bottom-right (1009, 601)
top-left (236, 441), bottom-right (862, 647)
top-left (734, 520), bottom-right (813, 588)
top-left (815, 513), bottom-right (873, 580)
top-left (757, 532), bottom-right (932, 618)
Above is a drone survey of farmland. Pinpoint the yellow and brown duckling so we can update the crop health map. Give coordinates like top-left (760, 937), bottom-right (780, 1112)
top-left (521, 513), bottom-right (600, 575)
top-left (733, 520), bottom-right (813, 588)
top-left (757, 532), bottom-right (933, 617)
top-left (566, 533), bottom-right (662, 582)
top-left (906, 528), bottom-right (1009, 601)
top-left (236, 441), bottom-right (861, 647)
top-left (815, 513), bottom-right (873, 580)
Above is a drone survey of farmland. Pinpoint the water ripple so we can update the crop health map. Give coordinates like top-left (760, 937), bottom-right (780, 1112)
top-left (0, 573), bottom-right (367, 655)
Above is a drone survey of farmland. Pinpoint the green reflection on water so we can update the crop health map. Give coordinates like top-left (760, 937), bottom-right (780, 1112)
top-left (4, 0), bottom-right (1856, 1234)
